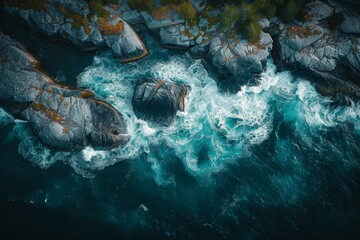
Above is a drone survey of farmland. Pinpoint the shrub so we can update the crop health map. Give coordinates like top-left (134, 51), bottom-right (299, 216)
top-left (89, 0), bottom-right (110, 18)
top-left (277, 0), bottom-right (305, 24)
top-left (71, 12), bottom-right (91, 34)
top-left (98, 18), bottom-right (124, 35)
top-left (177, 2), bottom-right (197, 25)
top-left (327, 12), bottom-right (344, 29)
top-left (219, 4), bottom-right (239, 30)
top-left (128, 0), bottom-right (154, 12)
top-left (151, 6), bottom-right (170, 20)
top-left (255, 0), bottom-right (277, 18)
top-left (239, 20), bottom-right (261, 42)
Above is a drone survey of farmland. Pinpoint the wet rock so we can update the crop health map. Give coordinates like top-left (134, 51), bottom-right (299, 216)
top-left (274, 1), bottom-right (360, 94)
top-left (132, 78), bottom-right (187, 126)
top-left (0, 33), bottom-right (52, 103)
top-left (188, 41), bottom-right (210, 59)
top-left (306, 0), bottom-right (334, 22)
top-left (0, 31), bottom-right (129, 151)
top-left (140, 11), bottom-right (184, 30)
top-left (153, 24), bottom-right (191, 48)
top-left (205, 32), bottom-right (273, 92)
top-left (103, 21), bottom-right (148, 62)
top-left (22, 85), bottom-right (128, 150)
top-left (5, 0), bottom-right (148, 62)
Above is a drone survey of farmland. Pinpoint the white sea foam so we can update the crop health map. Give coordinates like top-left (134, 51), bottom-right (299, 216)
top-left (12, 48), bottom-right (360, 178)
top-left (0, 108), bottom-right (14, 127)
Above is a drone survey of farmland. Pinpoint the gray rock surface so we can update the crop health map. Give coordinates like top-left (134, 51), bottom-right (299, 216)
top-left (206, 32), bottom-right (273, 91)
top-left (0, 31), bottom-right (129, 151)
top-left (274, 1), bottom-right (360, 93)
top-left (132, 78), bottom-right (187, 126)
top-left (5, 0), bottom-right (148, 62)
top-left (141, 10), bottom-right (184, 30)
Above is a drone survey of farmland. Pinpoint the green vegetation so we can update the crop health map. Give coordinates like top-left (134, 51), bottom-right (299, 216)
top-left (207, 0), bottom-right (307, 24)
top-left (88, 0), bottom-right (110, 18)
top-left (98, 18), bottom-right (124, 35)
top-left (213, 0), bottom-right (307, 42)
top-left (177, 2), bottom-right (197, 25)
top-left (128, 0), bottom-right (197, 25)
top-left (6, 0), bottom-right (309, 43)
top-left (217, 3), bottom-right (261, 42)
top-left (128, 0), bottom-right (154, 12)
top-left (327, 12), bottom-right (344, 29)
top-left (219, 4), bottom-right (239, 30)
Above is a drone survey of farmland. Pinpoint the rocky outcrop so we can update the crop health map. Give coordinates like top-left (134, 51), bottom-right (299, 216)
top-left (0, 31), bottom-right (129, 151)
top-left (4, 0), bottom-right (148, 62)
top-left (273, 0), bottom-right (360, 95)
top-left (205, 32), bottom-right (273, 92)
top-left (132, 78), bottom-right (187, 126)
top-left (5, 0), bottom-right (359, 97)
top-left (136, 3), bottom-right (273, 91)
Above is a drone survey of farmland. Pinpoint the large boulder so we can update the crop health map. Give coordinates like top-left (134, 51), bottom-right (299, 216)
top-left (102, 21), bottom-right (148, 62)
top-left (205, 32), bottom-right (273, 92)
top-left (4, 0), bottom-right (148, 62)
top-left (0, 31), bottom-right (129, 151)
top-left (22, 85), bottom-right (128, 150)
top-left (0, 32), bottom-right (52, 103)
top-left (132, 78), bottom-right (187, 126)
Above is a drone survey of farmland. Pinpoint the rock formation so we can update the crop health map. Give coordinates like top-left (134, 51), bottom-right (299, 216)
top-left (272, 0), bottom-right (360, 96)
top-left (4, 0), bottom-right (148, 62)
top-left (3, 0), bottom-right (360, 96)
top-left (132, 78), bottom-right (187, 126)
top-left (0, 31), bottom-right (129, 151)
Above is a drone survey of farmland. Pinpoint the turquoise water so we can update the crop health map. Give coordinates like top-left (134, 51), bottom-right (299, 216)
top-left (1, 32), bottom-right (360, 238)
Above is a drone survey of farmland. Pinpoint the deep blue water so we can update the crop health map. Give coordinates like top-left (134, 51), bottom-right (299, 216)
top-left (1, 9), bottom-right (360, 240)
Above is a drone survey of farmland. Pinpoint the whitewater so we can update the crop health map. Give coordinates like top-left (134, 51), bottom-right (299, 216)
top-left (0, 33), bottom-right (359, 239)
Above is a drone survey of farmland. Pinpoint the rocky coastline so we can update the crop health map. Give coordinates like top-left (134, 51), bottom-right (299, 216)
top-left (0, 31), bottom-right (129, 151)
top-left (1, 0), bottom-right (360, 150)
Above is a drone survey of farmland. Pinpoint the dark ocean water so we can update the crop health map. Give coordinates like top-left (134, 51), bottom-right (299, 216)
top-left (1, 7), bottom-right (360, 240)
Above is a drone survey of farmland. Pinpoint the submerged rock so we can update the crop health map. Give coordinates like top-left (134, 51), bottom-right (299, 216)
top-left (0, 31), bottom-right (128, 151)
top-left (132, 78), bottom-right (187, 126)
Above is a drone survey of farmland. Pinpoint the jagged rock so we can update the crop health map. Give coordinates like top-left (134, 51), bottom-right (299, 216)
top-left (259, 18), bottom-right (270, 29)
top-left (119, 5), bottom-right (144, 25)
top-left (205, 32), bottom-right (273, 92)
top-left (188, 41), bottom-right (210, 59)
top-left (0, 33), bottom-right (52, 103)
top-left (103, 21), bottom-right (148, 62)
top-left (4, 0), bottom-right (148, 62)
top-left (153, 24), bottom-right (191, 48)
top-left (306, 0), bottom-right (334, 22)
top-left (22, 84), bottom-right (128, 150)
top-left (340, 10), bottom-right (360, 34)
top-left (326, 0), bottom-right (360, 34)
top-left (140, 11), bottom-right (184, 30)
top-left (189, 0), bottom-right (206, 13)
top-left (132, 78), bottom-right (187, 125)
top-left (275, 1), bottom-right (360, 95)
top-left (0, 31), bottom-right (129, 151)
top-left (60, 22), bottom-right (91, 47)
